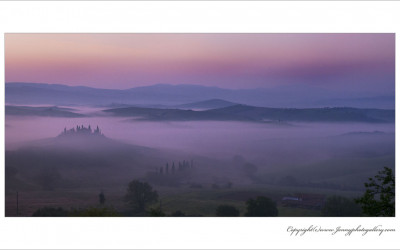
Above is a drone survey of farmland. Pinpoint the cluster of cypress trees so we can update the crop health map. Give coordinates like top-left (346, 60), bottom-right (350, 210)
top-left (61, 125), bottom-right (102, 135)
top-left (158, 160), bottom-right (194, 175)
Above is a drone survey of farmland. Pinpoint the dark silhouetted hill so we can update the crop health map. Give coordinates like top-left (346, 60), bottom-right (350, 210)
top-left (5, 105), bottom-right (85, 117)
top-left (175, 99), bottom-right (238, 109)
top-left (5, 126), bottom-right (164, 189)
top-left (103, 105), bottom-right (394, 123)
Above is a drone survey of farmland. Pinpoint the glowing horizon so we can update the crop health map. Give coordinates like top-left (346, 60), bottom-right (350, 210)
top-left (5, 33), bottom-right (395, 93)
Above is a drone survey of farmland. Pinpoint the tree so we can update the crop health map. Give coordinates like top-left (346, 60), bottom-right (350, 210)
top-left (124, 180), bottom-right (159, 213)
top-left (355, 167), bottom-right (395, 216)
top-left (99, 191), bottom-right (105, 205)
top-left (216, 205), bottom-right (240, 217)
top-left (322, 195), bottom-right (361, 216)
top-left (245, 196), bottom-right (278, 217)
top-left (171, 163), bottom-right (175, 174)
top-left (149, 207), bottom-right (165, 217)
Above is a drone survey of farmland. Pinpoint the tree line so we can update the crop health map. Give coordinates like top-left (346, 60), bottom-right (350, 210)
top-left (31, 166), bottom-right (395, 217)
top-left (158, 160), bottom-right (194, 175)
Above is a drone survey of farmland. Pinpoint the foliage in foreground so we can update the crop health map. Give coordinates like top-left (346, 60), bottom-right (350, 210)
top-left (322, 195), bottom-right (361, 217)
top-left (124, 180), bottom-right (159, 213)
top-left (31, 166), bottom-right (396, 218)
top-left (355, 167), bottom-right (395, 216)
top-left (216, 205), bottom-right (240, 217)
top-left (245, 196), bottom-right (278, 217)
top-left (70, 207), bottom-right (121, 217)
top-left (32, 206), bottom-right (121, 217)
top-left (32, 207), bottom-right (69, 217)
top-left (148, 206), bottom-right (166, 217)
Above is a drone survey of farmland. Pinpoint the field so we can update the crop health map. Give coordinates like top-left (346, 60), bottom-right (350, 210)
top-left (5, 183), bottom-right (362, 217)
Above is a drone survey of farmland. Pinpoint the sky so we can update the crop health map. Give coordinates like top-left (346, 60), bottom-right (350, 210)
top-left (5, 33), bottom-right (395, 93)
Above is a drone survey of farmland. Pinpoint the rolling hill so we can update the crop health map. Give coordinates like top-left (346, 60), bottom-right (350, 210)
top-left (103, 104), bottom-right (395, 123)
top-left (5, 82), bottom-right (395, 109)
top-left (174, 99), bottom-right (238, 110)
top-left (5, 105), bottom-right (85, 117)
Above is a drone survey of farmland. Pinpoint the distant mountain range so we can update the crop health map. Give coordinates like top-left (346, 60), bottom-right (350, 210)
top-left (339, 131), bottom-right (389, 136)
top-left (5, 105), bottom-right (85, 117)
top-left (104, 99), bottom-right (239, 110)
top-left (103, 105), bottom-right (395, 123)
top-left (174, 99), bottom-right (238, 110)
top-left (6, 103), bottom-right (393, 123)
top-left (5, 82), bottom-right (395, 109)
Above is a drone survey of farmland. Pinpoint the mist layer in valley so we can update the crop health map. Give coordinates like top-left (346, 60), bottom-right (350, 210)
top-left (5, 84), bottom-right (395, 217)
top-left (5, 104), bottom-right (395, 216)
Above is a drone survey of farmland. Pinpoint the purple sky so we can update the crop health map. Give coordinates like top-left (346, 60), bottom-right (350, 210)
top-left (5, 33), bottom-right (395, 93)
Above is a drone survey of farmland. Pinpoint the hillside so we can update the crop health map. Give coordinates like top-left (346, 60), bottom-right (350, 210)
top-left (5, 105), bottom-right (85, 117)
top-left (5, 82), bottom-right (395, 109)
top-left (103, 105), bottom-right (394, 123)
top-left (175, 99), bottom-right (238, 109)
top-left (5, 126), bottom-right (164, 190)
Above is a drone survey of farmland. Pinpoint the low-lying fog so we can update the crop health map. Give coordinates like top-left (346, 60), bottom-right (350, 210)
top-left (5, 104), bottom-right (396, 213)
top-left (5, 106), bottom-right (395, 163)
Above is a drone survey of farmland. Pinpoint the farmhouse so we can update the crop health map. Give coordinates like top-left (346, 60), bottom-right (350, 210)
top-left (59, 125), bottom-right (103, 136)
top-left (281, 193), bottom-right (325, 210)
